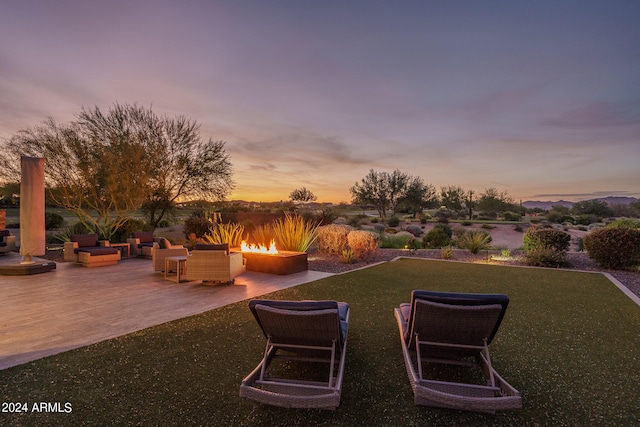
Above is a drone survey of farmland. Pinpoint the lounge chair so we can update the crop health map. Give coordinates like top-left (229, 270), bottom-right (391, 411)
top-left (184, 244), bottom-right (245, 284)
top-left (150, 238), bottom-right (188, 272)
top-left (240, 299), bottom-right (350, 410)
top-left (394, 290), bottom-right (522, 412)
top-left (127, 231), bottom-right (156, 258)
top-left (63, 233), bottom-right (121, 267)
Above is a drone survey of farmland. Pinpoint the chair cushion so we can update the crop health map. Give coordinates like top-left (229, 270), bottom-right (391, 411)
top-left (0, 229), bottom-right (10, 238)
top-left (194, 243), bottom-right (229, 254)
top-left (76, 247), bottom-right (119, 256)
top-left (71, 234), bottom-right (99, 248)
top-left (157, 237), bottom-right (171, 249)
top-left (133, 231), bottom-right (155, 243)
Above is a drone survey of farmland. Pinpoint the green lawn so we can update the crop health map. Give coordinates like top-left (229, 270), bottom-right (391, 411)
top-left (2, 259), bottom-right (639, 426)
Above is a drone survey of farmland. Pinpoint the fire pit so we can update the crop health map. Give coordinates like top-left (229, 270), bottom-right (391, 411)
top-left (235, 240), bottom-right (308, 275)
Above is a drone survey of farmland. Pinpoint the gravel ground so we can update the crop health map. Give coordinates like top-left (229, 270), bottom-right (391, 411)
top-left (307, 249), bottom-right (640, 300)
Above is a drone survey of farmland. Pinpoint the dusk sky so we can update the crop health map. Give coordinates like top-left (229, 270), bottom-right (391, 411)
top-left (1, 1), bottom-right (639, 203)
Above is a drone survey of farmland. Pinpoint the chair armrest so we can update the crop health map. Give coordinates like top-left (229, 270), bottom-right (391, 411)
top-left (98, 240), bottom-right (110, 247)
top-left (63, 241), bottom-right (79, 262)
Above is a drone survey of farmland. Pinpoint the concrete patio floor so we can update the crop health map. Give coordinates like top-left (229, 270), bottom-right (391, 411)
top-left (0, 253), bottom-right (333, 370)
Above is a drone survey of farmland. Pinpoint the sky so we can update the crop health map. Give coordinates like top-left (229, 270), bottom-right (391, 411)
top-left (1, 0), bottom-right (639, 203)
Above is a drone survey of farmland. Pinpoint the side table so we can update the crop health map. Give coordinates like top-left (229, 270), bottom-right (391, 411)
top-left (110, 242), bottom-right (131, 259)
top-left (165, 255), bottom-right (187, 283)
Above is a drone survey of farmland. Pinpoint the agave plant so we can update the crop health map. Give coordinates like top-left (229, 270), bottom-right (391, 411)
top-left (457, 230), bottom-right (492, 254)
top-left (272, 213), bottom-right (320, 252)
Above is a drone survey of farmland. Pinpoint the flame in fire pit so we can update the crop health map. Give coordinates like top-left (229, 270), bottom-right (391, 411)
top-left (240, 239), bottom-right (278, 254)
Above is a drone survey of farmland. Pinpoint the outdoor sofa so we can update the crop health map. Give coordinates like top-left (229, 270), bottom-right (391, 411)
top-left (63, 233), bottom-right (121, 267)
top-left (0, 229), bottom-right (16, 254)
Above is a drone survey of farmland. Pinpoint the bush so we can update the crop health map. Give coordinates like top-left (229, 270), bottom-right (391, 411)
top-left (203, 222), bottom-right (245, 247)
top-left (404, 224), bottom-right (423, 237)
top-left (523, 227), bottom-right (571, 252)
top-left (583, 227), bottom-right (640, 270)
top-left (347, 230), bottom-right (379, 260)
top-left (433, 223), bottom-right (453, 238)
top-left (340, 248), bottom-right (357, 264)
top-left (525, 246), bottom-right (571, 268)
top-left (372, 223), bottom-right (386, 233)
top-left (457, 230), bottom-right (492, 254)
top-left (111, 218), bottom-right (149, 243)
top-left (380, 231), bottom-right (414, 249)
top-left (502, 211), bottom-right (521, 221)
top-left (317, 224), bottom-right (353, 254)
top-left (183, 216), bottom-right (211, 238)
top-left (608, 218), bottom-right (640, 230)
top-left (440, 246), bottom-right (454, 259)
top-left (387, 216), bottom-right (400, 227)
top-left (422, 228), bottom-right (451, 249)
top-left (45, 212), bottom-right (65, 230)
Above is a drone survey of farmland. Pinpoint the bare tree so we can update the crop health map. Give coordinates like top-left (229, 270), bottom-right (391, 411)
top-left (289, 187), bottom-right (317, 204)
top-left (0, 103), bottom-right (234, 236)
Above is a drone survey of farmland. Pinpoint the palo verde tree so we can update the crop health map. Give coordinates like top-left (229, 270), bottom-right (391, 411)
top-left (350, 169), bottom-right (391, 218)
top-left (289, 187), bottom-right (317, 204)
top-left (0, 103), bottom-right (234, 237)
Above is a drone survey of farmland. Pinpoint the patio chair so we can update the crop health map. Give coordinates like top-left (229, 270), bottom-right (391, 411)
top-left (0, 229), bottom-right (16, 254)
top-left (240, 299), bottom-right (350, 410)
top-left (151, 238), bottom-right (188, 272)
top-left (394, 290), bottom-right (522, 412)
top-left (184, 244), bottom-right (245, 284)
top-left (127, 231), bottom-right (156, 258)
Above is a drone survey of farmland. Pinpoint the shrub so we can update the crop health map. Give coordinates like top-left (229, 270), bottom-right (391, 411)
top-left (347, 230), bottom-right (379, 260)
top-left (525, 246), bottom-right (571, 268)
top-left (249, 224), bottom-right (275, 247)
top-left (440, 246), bottom-right (454, 259)
top-left (387, 216), bottom-right (400, 227)
top-left (502, 211), bottom-right (521, 221)
top-left (272, 213), bottom-right (320, 252)
top-left (404, 224), bottom-right (423, 237)
top-left (380, 231), bottom-right (414, 249)
top-left (317, 224), bottom-right (353, 254)
top-left (110, 218), bottom-right (149, 243)
top-left (457, 230), bottom-right (492, 254)
top-left (405, 237), bottom-right (422, 250)
top-left (583, 227), bottom-right (640, 270)
top-left (523, 227), bottom-right (571, 252)
top-left (422, 228), bottom-right (451, 249)
top-left (372, 223), bottom-right (386, 233)
top-left (45, 212), bottom-right (65, 230)
top-left (183, 216), bottom-right (210, 238)
top-left (608, 218), bottom-right (640, 230)
top-left (433, 223), bottom-right (453, 238)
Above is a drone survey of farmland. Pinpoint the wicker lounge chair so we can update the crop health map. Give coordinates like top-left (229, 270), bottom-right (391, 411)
top-left (240, 299), bottom-right (350, 410)
top-left (184, 244), bottom-right (245, 284)
top-left (394, 290), bottom-right (522, 412)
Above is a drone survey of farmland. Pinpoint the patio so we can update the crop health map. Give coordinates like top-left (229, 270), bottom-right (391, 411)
top-left (0, 253), bottom-right (332, 370)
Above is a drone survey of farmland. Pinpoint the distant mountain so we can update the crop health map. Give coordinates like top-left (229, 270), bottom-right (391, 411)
top-left (522, 196), bottom-right (638, 210)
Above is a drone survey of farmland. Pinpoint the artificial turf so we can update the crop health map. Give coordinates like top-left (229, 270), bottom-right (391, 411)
top-left (1, 259), bottom-right (639, 426)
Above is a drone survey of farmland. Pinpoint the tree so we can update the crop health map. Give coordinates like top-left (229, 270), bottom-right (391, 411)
top-left (387, 169), bottom-right (410, 216)
top-left (463, 190), bottom-right (477, 220)
top-left (440, 186), bottom-right (465, 213)
top-left (571, 199), bottom-right (614, 218)
top-left (349, 169), bottom-right (391, 218)
top-left (400, 177), bottom-right (437, 217)
top-left (477, 188), bottom-right (513, 218)
top-left (0, 103), bottom-right (234, 237)
top-left (289, 187), bottom-right (317, 204)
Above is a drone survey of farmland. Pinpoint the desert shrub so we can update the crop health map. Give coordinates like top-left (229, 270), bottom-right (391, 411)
top-left (387, 216), bottom-right (400, 227)
top-left (183, 216), bottom-right (211, 238)
top-left (481, 224), bottom-right (495, 230)
top-left (203, 222), bottom-right (245, 247)
top-left (502, 211), bottom-right (521, 221)
top-left (317, 224), bottom-right (353, 254)
top-left (432, 223), bottom-right (452, 237)
top-left (372, 223), bottom-right (386, 233)
top-left (514, 224), bottom-right (524, 232)
top-left (347, 215), bottom-right (364, 228)
top-left (45, 212), bottom-right (65, 230)
top-left (608, 218), bottom-right (640, 230)
top-left (575, 214), bottom-right (597, 226)
top-left (405, 237), bottom-right (422, 250)
top-left (440, 246), bottom-right (454, 259)
top-left (422, 228), bottom-right (451, 249)
top-left (525, 246), bottom-right (571, 268)
top-left (272, 213), bottom-right (320, 252)
top-left (523, 227), bottom-right (571, 252)
top-left (461, 221), bottom-right (472, 226)
top-left (583, 227), bottom-right (640, 270)
top-left (380, 231), bottom-right (414, 249)
top-left (110, 218), bottom-right (149, 243)
top-left (457, 230), bottom-right (492, 254)
top-left (347, 230), bottom-right (379, 260)
top-left (404, 224), bottom-right (423, 237)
